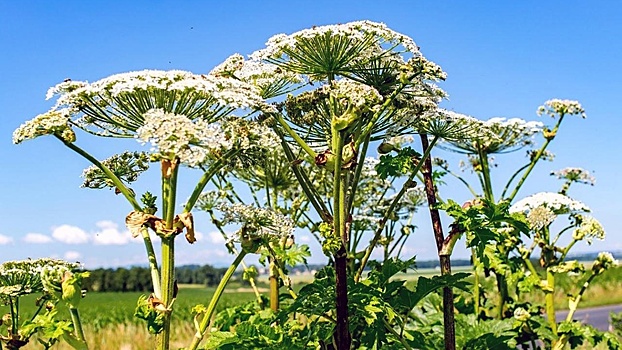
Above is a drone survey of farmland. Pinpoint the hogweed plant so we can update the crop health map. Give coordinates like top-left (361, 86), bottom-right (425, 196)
top-left (11, 20), bottom-right (620, 350)
top-left (436, 100), bottom-right (620, 348)
top-left (13, 70), bottom-right (281, 349)
top-left (0, 258), bottom-right (88, 350)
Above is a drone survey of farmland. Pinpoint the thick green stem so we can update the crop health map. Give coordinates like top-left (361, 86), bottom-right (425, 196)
top-left (495, 273), bottom-right (509, 319)
top-left (141, 227), bottom-right (162, 299)
top-left (158, 237), bottom-right (175, 350)
top-left (69, 307), bottom-right (88, 350)
top-left (331, 128), bottom-right (351, 350)
top-left (476, 145), bottom-right (494, 202)
top-left (273, 113), bottom-right (317, 158)
top-left (188, 252), bottom-right (247, 350)
top-left (545, 269), bottom-right (557, 335)
top-left (269, 258), bottom-right (279, 312)
top-left (472, 250), bottom-right (481, 318)
top-left (157, 159), bottom-right (179, 350)
top-left (8, 298), bottom-right (17, 336)
top-left (354, 136), bottom-right (439, 282)
top-left (553, 273), bottom-right (598, 349)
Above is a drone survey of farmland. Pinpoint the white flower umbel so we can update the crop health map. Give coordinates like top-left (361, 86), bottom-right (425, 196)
top-left (525, 206), bottom-right (557, 231)
top-left (551, 167), bottom-right (595, 186)
top-left (45, 69), bottom-right (270, 137)
top-left (592, 252), bottom-right (618, 274)
top-left (13, 109), bottom-right (76, 144)
top-left (327, 79), bottom-right (383, 109)
top-left (211, 54), bottom-right (302, 99)
top-left (443, 117), bottom-right (543, 154)
top-left (251, 20), bottom-right (422, 63)
top-left (510, 192), bottom-right (590, 216)
top-left (0, 258), bottom-right (80, 297)
top-left (572, 215), bottom-right (605, 244)
top-left (217, 203), bottom-right (295, 243)
top-left (406, 108), bottom-right (484, 142)
top-left (136, 109), bottom-right (231, 167)
top-left (81, 151), bottom-right (150, 189)
top-left (537, 99), bottom-right (586, 119)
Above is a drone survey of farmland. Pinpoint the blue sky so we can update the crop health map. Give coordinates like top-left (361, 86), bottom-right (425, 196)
top-left (1, 1), bottom-right (621, 268)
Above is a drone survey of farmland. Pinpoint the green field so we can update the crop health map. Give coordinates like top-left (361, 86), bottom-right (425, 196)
top-left (5, 265), bottom-right (622, 349)
top-left (2, 285), bottom-right (258, 330)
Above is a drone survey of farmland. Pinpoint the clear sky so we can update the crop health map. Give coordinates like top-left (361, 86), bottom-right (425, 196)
top-left (1, 1), bottom-right (621, 268)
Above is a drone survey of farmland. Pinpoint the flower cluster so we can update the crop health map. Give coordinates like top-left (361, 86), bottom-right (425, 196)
top-left (411, 109), bottom-right (484, 141)
top-left (524, 206), bottom-right (557, 231)
top-left (572, 215), bottom-right (605, 243)
top-left (510, 192), bottom-right (590, 217)
top-left (13, 110), bottom-right (76, 144)
top-left (442, 117), bottom-right (543, 154)
top-left (217, 203), bottom-right (295, 244)
top-left (592, 252), bottom-right (618, 274)
top-left (0, 258), bottom-right (80, 298)
top-left (40, 70), bottom-right (271, 137)
top-left (250, 20), bottom-right (421, 62)
top-left (326, 79), bottom-right (383, 109)
top-left (81, 151), bottom-right (150, 189)
top-left (537, 99), bottom-right (586, 119)
top-left (136, 109), bottom-right (231, 167)
top-left (211, 54), bottom-right (302, 99)
top-left (551, 167), bottom-right (595, 186)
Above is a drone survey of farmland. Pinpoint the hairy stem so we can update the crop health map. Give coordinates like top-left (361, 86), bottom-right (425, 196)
top-left (157, 159), bottom-right (179, 350)
top-left (419, 134), bottom-right (455, 350)
top-left (332, 127), bottom-right (351, 350)
top-left (476, 145), bottom-right (494, 202)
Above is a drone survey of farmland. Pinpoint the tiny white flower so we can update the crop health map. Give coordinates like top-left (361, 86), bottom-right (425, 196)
top-left (551, 167), bottom-right (595, 186)
top-left (537, 99), bottom-right (586, 119)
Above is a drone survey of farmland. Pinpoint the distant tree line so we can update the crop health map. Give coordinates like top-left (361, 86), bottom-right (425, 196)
top-left (83, 265), bottom-right (228, 292)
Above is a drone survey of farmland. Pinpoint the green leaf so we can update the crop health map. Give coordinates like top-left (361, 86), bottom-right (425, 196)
top-left (375, 147), bottom-right (422, 179)
top-left (407, 273), bottom-right (471, 310)
top-left (203, 331), bottom-right (238, 349)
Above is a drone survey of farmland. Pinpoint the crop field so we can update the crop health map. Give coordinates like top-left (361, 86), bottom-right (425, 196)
top-left (5, 286), bottom-right (258, 350)
top-left (5, 265), bottom-right (622, 349)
